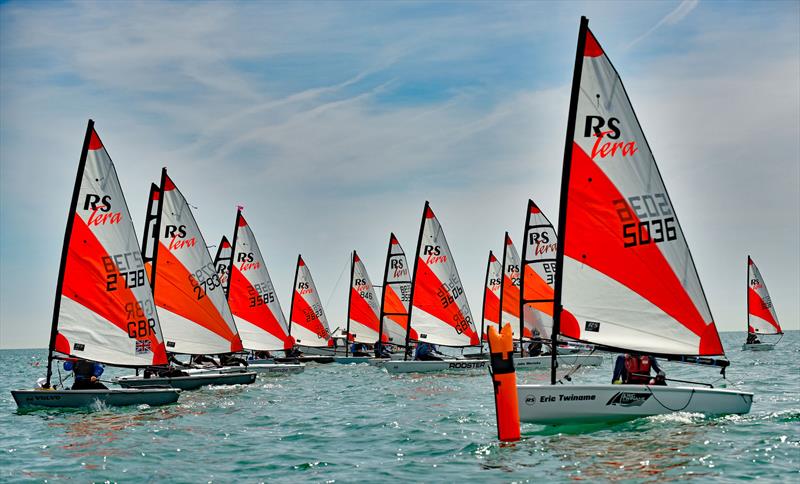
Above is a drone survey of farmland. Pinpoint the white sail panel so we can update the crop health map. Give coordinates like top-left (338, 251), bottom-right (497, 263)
top-left (380, 234), bottom-right (414, 344)
top-left (500, 234), bottom-right (523, 340)
top-left (348, 252), bottom-right (381, 343)
top-left (557, 27), bottom-right (723, 356)
top-left (56, 123), bottom-right (167, 366)
top-left (482, 251), bottom-right (502, 340)
top-left (290, 256), bottom-right (332, 347)
top-left (150, 173), bottom-right (242, 354)
top-left (226, 212), bottom-right (292, 351)
top-left (409, 203), bottom-right (478, 347)
top-left (748, 257), bottom-right (782, 335)
top-left (521, 200), bottom-right (557, 340)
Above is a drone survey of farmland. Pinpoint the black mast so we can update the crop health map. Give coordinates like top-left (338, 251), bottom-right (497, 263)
top-left (403, 201), bottom-right (429, 361)
top-left (376, 233), bottom-right (394, 346)
top-left (479, 250), bottom-right (494, 354)
top-left (288, 254), bottom-right (302, 335)
top-left (345, 251), bottom-right (355, 356)
top-left (212, 236), bottom-right (232, 298)
top-left (551, 16), bottom-right (589, 385)
top-left (224, 209), bottom-right (243, 303)
top-left (142, 168), bottom-right (167, 295)
top-left (45, 119), bottom-right (95, 388)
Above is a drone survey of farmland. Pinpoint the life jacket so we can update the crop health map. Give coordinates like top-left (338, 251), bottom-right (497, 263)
top-left (624, 354), bottom-right (652, 384)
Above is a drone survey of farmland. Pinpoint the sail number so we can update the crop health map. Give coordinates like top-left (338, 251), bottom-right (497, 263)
top-left (125, 300), bottom-right (156, 338)
top-left (249, 282), bottom-right (275, 307)
top-left (189, 263), bottom-right (222, 300)
top-left (613, 193), bottom-right (677, 248)
top-left (437, 277), bottom-right (464, 309)
top-left (103, 252), bottom-right (146, 292)
top-left (453, 314), bottom-right (473, 335)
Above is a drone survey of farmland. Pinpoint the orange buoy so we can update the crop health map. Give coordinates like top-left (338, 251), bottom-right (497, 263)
top-left (488, 323), bottom-right (520, 442)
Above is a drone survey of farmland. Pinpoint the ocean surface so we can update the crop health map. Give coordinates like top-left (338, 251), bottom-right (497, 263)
top-left (1, 331), bottom-right (797, 483)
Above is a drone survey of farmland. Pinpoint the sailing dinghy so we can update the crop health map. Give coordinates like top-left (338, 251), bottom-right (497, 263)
top-left (378, 202), bottom-right (485, 374)
top-left (212, 210), bottom-right (305, 373)
top-left (370, 233), bottom-right (414, 363)
top-left (479, 251), bottom-right (503, 345)
top-left (334, 251), bottom-right (384, 364)
top-left (115, 170), bottom-right (256, 389)
top-left (12, 120), bottom-right (180, 409)
top-left (286, 255), bottom-right (335, 363)
top-left (742, 256), bottom-right (783, 350)
top-left (516, 18), bottom-right (752, 424)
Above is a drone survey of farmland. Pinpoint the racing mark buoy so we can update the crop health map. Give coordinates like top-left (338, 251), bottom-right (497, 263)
top-left (488, 323), bottom-right (520, 442)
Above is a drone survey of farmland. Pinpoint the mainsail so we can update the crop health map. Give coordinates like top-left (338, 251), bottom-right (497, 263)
top-left (520, 199), bottom-right (557, 340)
top-left (500, 233), bottom-right (526, 340)
top-left (347, 251), bottom-right (381, 344)
top-left (223, 210), bottom-right (292, 350)
top-left (289, 255), bottom-right (332, 347)
top-left (481, 251), bottom-right (502, 341)
top-left (47, 120), bottom-right (167, 385)
top-left (407, 202), bottom-right (479, 347)
top-left (378, 233), bottom-right (414, 345)
top-left (747, 257), bottom-right (783, 335)
top-left (142, 169), bottom-right (242, 355)
top-left (212, 235), bottom-right (232, 296)
top-left (552, 18), bottom-right (723, 358)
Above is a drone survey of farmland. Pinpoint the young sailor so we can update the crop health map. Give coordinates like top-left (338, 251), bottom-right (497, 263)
top-left (350, 342), bottom-right (371, 357)
top-left (191, 354), bottom-right (221, 368)
top-left (374, 340), bottom-right (393, 358)
top-left (746, 333), bottom-right (761, 344)
top-left (612, 354), bottom-right (666, 385)
top-left (64, 359), bottom-right (107, 390)
top-left (414, 342), bottom-right (443, 361)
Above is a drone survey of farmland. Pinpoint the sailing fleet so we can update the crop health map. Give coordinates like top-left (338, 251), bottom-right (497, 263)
top-left (13, 16), bottom-right (784, 430)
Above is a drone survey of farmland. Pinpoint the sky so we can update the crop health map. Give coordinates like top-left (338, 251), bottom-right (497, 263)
top-left (1, 0), bottom-right (798, 349)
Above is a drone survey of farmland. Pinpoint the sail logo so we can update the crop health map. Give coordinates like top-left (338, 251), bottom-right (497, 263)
top-left (423, 245), bottom-right (447, 265)
top-left (489, 277), bottom-right (502, 287)
top-left (584, 116), bottom-right (638, 160)
top-left (236, 252), bottom-right (260, 271)
top-left (84, 193), bottom-right (122, 226)
top-left (529, 231), bottom-right (557, 256)
top-left (164, 224), bottom-right (196, 250)
top-left (390, 258), bottom-right (408, 278)
top-left (298, 281), bottom-right (312, 295)
top-left (750, 278), bottom-right (763, 290)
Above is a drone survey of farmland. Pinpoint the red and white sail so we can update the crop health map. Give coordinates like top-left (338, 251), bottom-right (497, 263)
top-left (213, 235), bottom-right (232, 295)
top-left (409, 202), bottom-right (479, 347)
top-left (379, 233), bottom-right (414, 345)
top-left (290, 256), bottom-right (332, 347)
top-left (747, 257), bottom-right (782, 335)
top-left (146, 171), bottom-right (242, 355)
top-left (347, 251), bottom-right (381, 343)
top-left (500, 234), bottom-right (526, 340)
top-left (53, 121), bottom-right (167, 366)
top-left (225, 211), bottom-right (292, 350)
top-left (481, 251), bottom-right (502, 340)
top-left (555, 23), bottom-right (723, 356)
top-left (520, 200), bottom-right (557, 340)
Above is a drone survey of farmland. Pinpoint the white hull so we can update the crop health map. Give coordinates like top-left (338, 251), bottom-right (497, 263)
top-left (301, 346), bottom-right (344, 356)
top-left (517, 384), bottom-right (753, 424)
top-left (12, 388), bottom-right (180, 409)
top-left (333, 356), bottom-right (382, 364)
top-left (115, 371), bottom-right (256, 390)
top-left (378, 359), bottom-right (488, 374)
top-left (516, 354), bottom-right (603, 370)
top-left (742, 343), bottom-right (775, 351)
top-left (185, 364), bottom-right (304, 375)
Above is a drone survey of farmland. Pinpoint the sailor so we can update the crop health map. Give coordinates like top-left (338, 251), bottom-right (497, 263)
top-left (374, 340), bottom-right (392, 358)
top-left (64, 358), bottom-right (107, 390)
top-left (612, 354), bottom-right (666, 385)
top-left (527, 338), bottom-right (543, 357)
top-left (350, 342), bottom-right (370, 357)
top-left (746, 333), bottom-right (761, 344)
top-left (219, 353), bottom-right (249, 367)
top-left (284, 346), bottom-right (303, 358)
top-left (191, 354), bottom-right (221, 368)
top-left (414, 342), bottom-right (443, 361)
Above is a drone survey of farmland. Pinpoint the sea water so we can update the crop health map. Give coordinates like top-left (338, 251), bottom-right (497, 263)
top-left (1, 331), bottom-right (797, 482)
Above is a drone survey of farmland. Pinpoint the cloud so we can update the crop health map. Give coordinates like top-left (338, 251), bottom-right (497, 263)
top-left (626, 0), bottom-right (699, 50)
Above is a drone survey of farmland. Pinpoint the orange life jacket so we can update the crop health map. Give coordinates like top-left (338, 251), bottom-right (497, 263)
top-left (624, 354), bottom-right (652, 384)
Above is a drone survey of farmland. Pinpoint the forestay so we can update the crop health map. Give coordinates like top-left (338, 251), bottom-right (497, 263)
top-left (290, 256), bottom-right (332, 347)
top-left (747, 257), bottom-right (782, 335)
top-left (520, 199), bottom-right (557, 340)
top-left (378, 234), bottom-right (414, 345)
top-left (224, 211), bottom-right (292, 351)
top-left (481, 251), bottom-right (502, 340)
top-left (347, 251), bottom-right (381, 344)
top-left (555, 25), bottom-right (723, 356)
top-left (144, 170), bottom-right (243, 355)
top-left (408, 202), bottom-right (479, 347)
top-left (50, 121), bottom-right (167, 369)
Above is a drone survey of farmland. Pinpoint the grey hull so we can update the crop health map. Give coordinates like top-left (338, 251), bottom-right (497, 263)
top-left (12, 388), bottom-right (180, 409)
top-left (115, 371), bottom-right (256, 390)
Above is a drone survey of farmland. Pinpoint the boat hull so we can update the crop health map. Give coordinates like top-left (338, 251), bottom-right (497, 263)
top-left (274, 356), bottom-right (335, 364)
top-left (378, 359), bottom-right (488, 374)
top-left (517, 384), bottom-right (753, 424)
top-left (115, 371), bottom-right (256, 390)
top-left (11, 388), bottom-right (180, 409)
top-left (186, 364), bottom-right (304, 375)
top-left (516, 354), bottom-right (603, 370)
top-left (742, 343), bottom-right (775, 351)
top-left (333, 356), bottom-right (380, 364)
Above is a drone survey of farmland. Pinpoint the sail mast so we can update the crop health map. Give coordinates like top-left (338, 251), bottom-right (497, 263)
top-left (345, 251), bottom-right (355, 356)
top-left (45, 120), bottom-right (94, 387)
top-left (224, 210), bottom-right (243, 301)
top-left (746, 255), bottom-right (751, 334)
top-left (288, 254), bottom-right (301, 335)
top-left (403, 201), bottom-right (429, 360)
top-left (377, 234), bottom-right (394, 345)
top-left (551, 16), bottom-right (589, 385)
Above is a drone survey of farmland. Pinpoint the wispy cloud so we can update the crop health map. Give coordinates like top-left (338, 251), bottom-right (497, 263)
top-left (626, 0), bottom-right (699, 50)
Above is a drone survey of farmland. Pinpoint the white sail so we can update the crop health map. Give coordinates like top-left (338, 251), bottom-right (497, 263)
top-left (747, 257), bottom-right (782, 335)
top-left (53, 121), bottom-right (167, 367)
top-left (481, 251), bottom-right (502, 340)
top-left (500, 233), bottom-right (524, 340)
top-left (555, 25), bottom-right (723, 356)
top-left (145, 171), bottom-right (242, 355)
top-left (347, 251), bottom-right (381, 344)
top-left (225, 211), bottom-right (292, 351)
top-left (379, 234), bottom-right (413, 345)
top-left (408, 202), bottom-right (478, 347)
top-left (520, 200), bottom-right (557, 340)
top-left (290, 256), bottom-right (332, 347)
